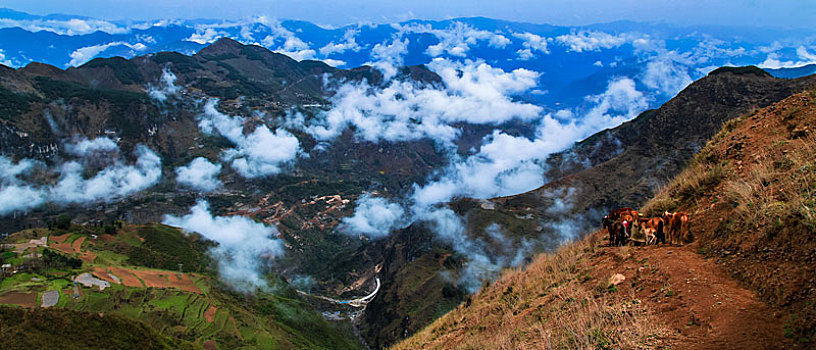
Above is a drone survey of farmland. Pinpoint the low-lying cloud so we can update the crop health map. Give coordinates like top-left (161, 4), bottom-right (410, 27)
top-left (554, 30), bottom-right (629, 52)
top-left (411, 77), bottom-right (645, 207)
top-left (175, 157), bottom-right (222, 192)
top-left (67, 41), bottom-right (148, 67)
top-left (340, 194), bottom-right (407, 239)
top-left (148, 68), bottom-right (181, 102)
top-left (163, 200), bottom-right (284, 292)
top-left (200, 100), bottom-right (301, 178)
top-left (0, 139), bottom-right (162, 216)
top-left (64, 136), bottom-right (118, 156)
top-left (293, 59), bottom-right (541, 144)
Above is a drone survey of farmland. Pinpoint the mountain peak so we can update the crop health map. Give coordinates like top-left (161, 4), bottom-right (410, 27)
top-left (708, 65), bottom-right (772, 78)
top-left (196, 37), bottom-right (245, 57)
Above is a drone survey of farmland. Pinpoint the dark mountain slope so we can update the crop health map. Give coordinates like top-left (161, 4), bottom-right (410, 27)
top-left (502, 66), bottom-right (816, 215)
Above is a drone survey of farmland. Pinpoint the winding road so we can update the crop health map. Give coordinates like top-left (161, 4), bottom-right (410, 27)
top-left (298, 277), bottom-right (380, 308)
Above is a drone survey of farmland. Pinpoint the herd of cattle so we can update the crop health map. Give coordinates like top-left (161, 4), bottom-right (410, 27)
top-left (602, 208), bottom-right (692, 246)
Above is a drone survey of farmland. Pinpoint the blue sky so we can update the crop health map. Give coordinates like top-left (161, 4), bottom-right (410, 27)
top-left (1, 0), bottom-right (813, 28)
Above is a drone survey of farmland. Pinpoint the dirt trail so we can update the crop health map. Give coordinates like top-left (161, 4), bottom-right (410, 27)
top-left (591, 239), bottom-right (795, 349)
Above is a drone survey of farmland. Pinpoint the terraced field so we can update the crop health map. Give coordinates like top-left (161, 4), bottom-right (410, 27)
top-left (0, 223), bottom-right (361, 349)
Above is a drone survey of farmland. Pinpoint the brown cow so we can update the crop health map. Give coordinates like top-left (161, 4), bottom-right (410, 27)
top-left (603, 208), bottom-right (642, 246)
top-left (608, 220), bottom-right (628, 246)
top-left (664, 212), bottom-right (692, 245)
top-left (639, 217), bottom-right (665, 245)
top-left (603, 208), bottom-right (634, 245)
top-left (606, 207), bottom-right (635, 221)
top-left (602, 215), bottom-right (615, 246)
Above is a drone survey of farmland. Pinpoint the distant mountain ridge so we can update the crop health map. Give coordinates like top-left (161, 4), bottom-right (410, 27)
top-left (3, 12), bottom-right (816, 349)
top-left (2, 8), bottom-right (816, 111)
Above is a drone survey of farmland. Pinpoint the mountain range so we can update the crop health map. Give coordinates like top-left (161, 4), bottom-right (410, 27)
top-left (1, 9), bottom-right (816, 349)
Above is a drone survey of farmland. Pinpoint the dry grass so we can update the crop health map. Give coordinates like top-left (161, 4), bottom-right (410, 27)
top-left (719, 135), bottom-right (816, 235)
top-left (394, 237), bottom-right (667, 350)
top-left (645, 115), bottom-right (816, 234)
top-left (641, 160), bottom-right (725, 217)
top-left (399, 91), bottom-right (816, 349)
top-left (641, 92), bottom-right (816, 342)
top-left (783, 135), bottom-right (816, 227)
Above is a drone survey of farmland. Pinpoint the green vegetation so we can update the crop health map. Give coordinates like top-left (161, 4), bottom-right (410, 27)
top-left (0, 85), bottom-right (38, 121)
top-left (82, 56), bottom-right (145, 84)
top-left (151, 52), bottom-right (203, 73)
top-left (0, 306), bottom-right (195, 350)
top-left (41, 249), bottom-right (82, 270)
top-left (124, 224), bottom-right (213, 272)
top-left (0, 222), bottom-right (363, 349)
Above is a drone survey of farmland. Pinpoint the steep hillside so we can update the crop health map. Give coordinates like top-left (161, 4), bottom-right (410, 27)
top-left (642, 88), bottom-right (816, 343)
top-left (398, 89), bottom-right (816, 349)
top-left (0, 306), bottom-right (196, 350)
top-left (356, 68), bottom-right (816, 348)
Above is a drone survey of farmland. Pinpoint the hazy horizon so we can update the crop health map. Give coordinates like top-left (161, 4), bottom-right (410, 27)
top-left (1, 0), bottom-right (813, 29)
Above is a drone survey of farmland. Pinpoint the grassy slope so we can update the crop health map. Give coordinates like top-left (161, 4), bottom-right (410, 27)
top-left (397, 89), bottom-right (816, 349)
top-left (0, 306), bottom-right (195, 350)
top-left (641, 89), bottom-right (816, 343)
top-left (0, 223), bottom-right (362, 350)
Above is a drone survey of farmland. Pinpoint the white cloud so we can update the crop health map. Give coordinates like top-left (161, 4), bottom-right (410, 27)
top-left (148, 68), bottom-right (180, 102)
top-left (49, 145), bottom-right (162, 204)
top-left (0, 18), bottom-right (128, 36)
top-left (395, 22), bottom-right (510, 58)
top-left (199, 100), bottom-right (301, 178)
top-left (163, 200), bottom-right (284, 292)
top-left (555, 30), bottom-right (628, 52)
top-left (367, 37), bottom-right (409, 79)
top-left (321, 58), bottom-right (347, 67)
top-left (298, 59), bottom-right (541, 143)
top-left (0, 156), bottom-right (46, 214)
top-left (67, 41), bottom-right (148, 67)
top-left (798, 46), bottom-right (816, 62)
top-left (64, 136), bottom-right (118, 156)
top-left (762, 46), bottom-right (816, 68)
top-left (0, 141), bottom-right (162, 215)
top-left (516, 48), bottom-right (534, 61)
top-left (185, 27), bottom-right (229, 44)
top-left (512, 32), bottom-right (549, 59)
top-left (0, 156), bottom-right (41, 184)
top-left (0, 184), bottom-right (46, 216)
top-left (0, 49), bottom-right (13, 67)
top-left (253, 17), bottom-right (316, 61)
top-left (641, 57), bottom-right (693, 97)
top-left (175, 157), bottom-right (222, 192)
top-left (319, 28), bottom-right (361, 56)
top-left (340, 194), bottom-right (407, 238)
top-left (415, 206), bottom-right (533, 293)
top-left (410, 77), bottom-right (646, 207)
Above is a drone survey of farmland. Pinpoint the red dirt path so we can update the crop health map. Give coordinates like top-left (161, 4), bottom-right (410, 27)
top-left (591, 237), bottom-right (796, 349)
